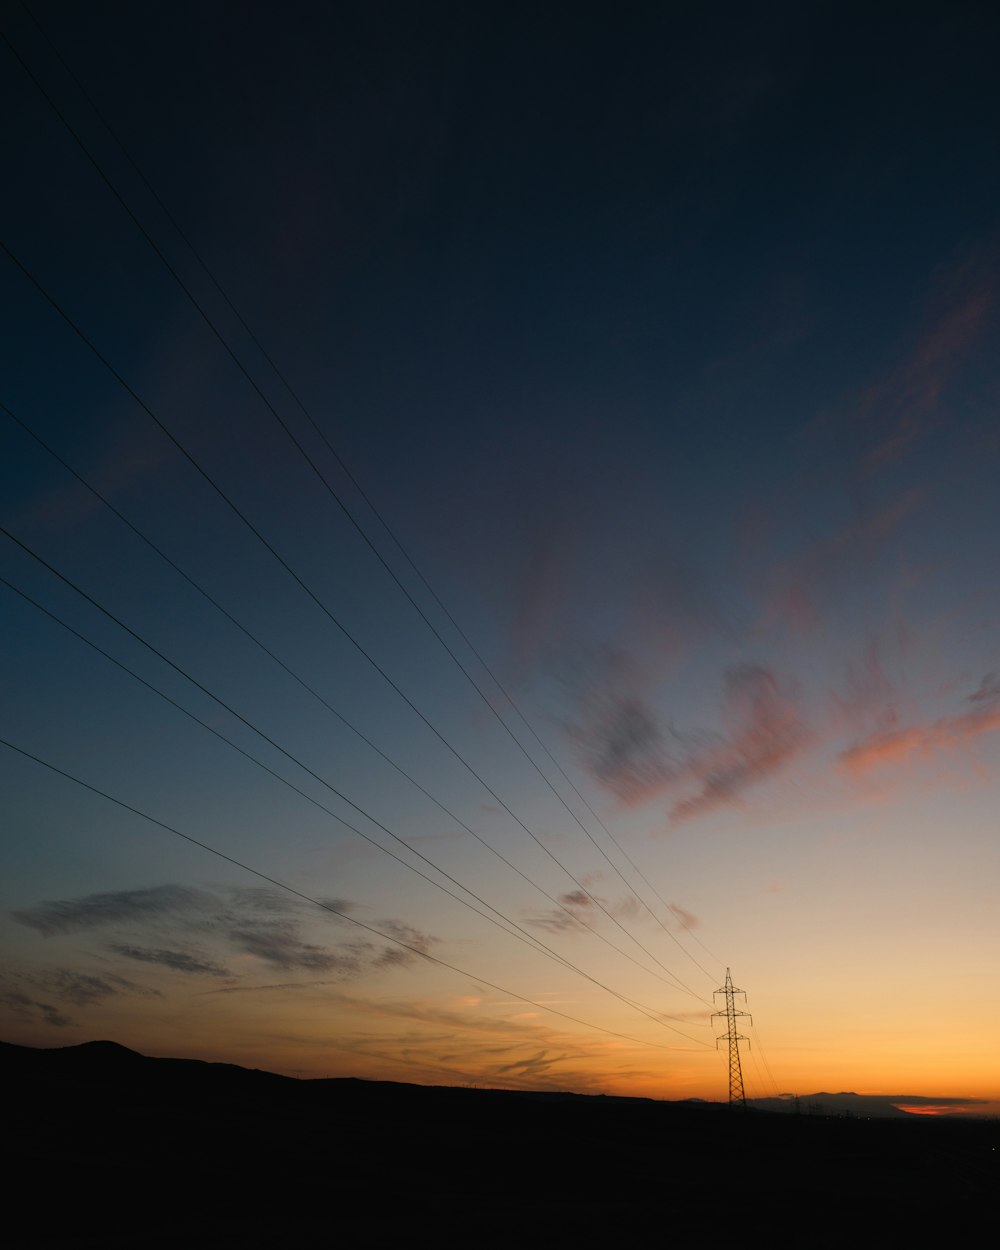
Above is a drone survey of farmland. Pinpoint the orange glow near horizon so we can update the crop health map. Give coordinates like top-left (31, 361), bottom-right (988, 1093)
top-left (3, 8), bottom-right (1000, 1113)
top-left (894, 1105), bottom-right (987, 1118)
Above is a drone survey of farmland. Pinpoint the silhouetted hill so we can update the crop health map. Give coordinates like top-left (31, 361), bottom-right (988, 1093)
top-left (751, 1091), bottom-right (921, 1118)
top-left (4, 1041), bottom-right (996, 1248)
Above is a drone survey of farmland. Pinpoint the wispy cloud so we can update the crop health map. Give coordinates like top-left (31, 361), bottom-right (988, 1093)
top-left (224, 886), bottom-right (299, 917)
top-left (559, 890), bottom-right (592, 910)
top-left (840, 707), bottom-right (1000, 776)
top-left (968, 672), bottom-right (1000, 705)
top-left (0, 964), bottom-right (160, 1028)
top-left (317, 897), bottom-right (356, 914)
top-left (522, 890), bottom-right (595, 940)
top-left (667, 902), bottom-right (698, 930)
top-left (571, 692), bottom-right (689, 805)
top-left (0, 981), bottom-right (72, 1028)
top-left (524, 888), bottom-right (644, 936)
top-left (110, 945), bottom-right (228, 977)
top-left (570, 663), bottom-right (812, 825)
top-left (12, 885), bottom-right (212, 936)
top-left (227, 926), bottom-right (363, 974)
top-left (524, 907), bottom-right (585, 936)
top-left (861, 268), bottom-right (996, 475)
top-left (313, 989), bottom-right (666, 1093)
top-left (800, 242), bottom-right (1000, 485)
top-left (28, 968), bottom-right (161, 1007)
top-left (668, 666), bottom-right (812, 824)
top-left (830, 641), bottom-right (898, 730)
top-left (840, 672), bottom-right (1000, 777)
top-left (11, 882), bottom-right (437, 986)
top-left (372, 921), bottom-right (435, 969)
top-left (762, 488), bottom-right (927, 634)
top-left (494, 1048), bottom-right (567, 1077)
top-left (219, 895), bottom-right (437, 974)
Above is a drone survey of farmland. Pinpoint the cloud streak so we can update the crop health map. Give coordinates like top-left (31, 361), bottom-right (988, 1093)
top-left (11, 883), bottom-right (438, 985)
top-left (0, 982), bottom-right (72, 1028)
top-left (571, 663), bottom-right (813, 825)
top-left (837, 669), bottom-right (1000, 777)
top-left (861, 274), bottom-right (995, 475)
top-left (28, 968), bottom-right (162, 1007)
top-left (668, 665), bottom-right (812, 824)
top-left (12, 885), bottom-right (213, 936)
top-left (227, 925), bottom-right (363, 974)
top-left (524, 888), bottom-right (646, 936)
top-left (110, 945), bottom-right (229, 977)
top-left (839, 699), bottom-right (1000, 777)
top-left (667, 903), bottom-right (698, 930)
top-left (0, 964), bottom-right (161, 1028)
top-left (762, 488), bottom-right (927, 634)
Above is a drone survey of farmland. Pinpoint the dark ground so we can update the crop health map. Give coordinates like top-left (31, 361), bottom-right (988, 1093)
top-left (4, 1040), bottom-right (996, 1247)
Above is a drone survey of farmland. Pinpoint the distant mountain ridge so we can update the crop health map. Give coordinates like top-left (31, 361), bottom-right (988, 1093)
top-left (5, 1037), bottom-right (996, 1245)
top-left (750, 1091), bottom-right (924, 1118)
top-left (1, 1039), bottom-right (986, 1118)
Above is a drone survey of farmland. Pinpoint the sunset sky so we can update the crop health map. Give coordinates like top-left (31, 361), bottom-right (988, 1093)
top-left (2, 2), bottom-right (999, 1111)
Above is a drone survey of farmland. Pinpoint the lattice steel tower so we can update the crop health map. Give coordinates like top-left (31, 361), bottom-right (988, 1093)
top-left (713, 969), bottom-right (751, 1107)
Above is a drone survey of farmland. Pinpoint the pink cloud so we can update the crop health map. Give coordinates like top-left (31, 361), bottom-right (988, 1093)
top-left (969, 672), bottom-right (1000, 705)
top-left (667, 902), bottom-right (698, 929)
top-left (830, 640), bottom-right (895, 724)
top-left (668, 666), bottom-right (813, 824)
top-left (839, 699), bottom-right (1000, 778)
top-left (860, 255), bottom-right (996, 475)
top-left (825, 637), bottom-right (927, 754)
top-left (762, 487), bottom-right (927, 635)
top-left (571, 663), bottom-right (813, 826)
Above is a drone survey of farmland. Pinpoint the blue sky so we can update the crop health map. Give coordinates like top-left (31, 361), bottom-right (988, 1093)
top-left (2, 1), bottom-right (1000, 1105)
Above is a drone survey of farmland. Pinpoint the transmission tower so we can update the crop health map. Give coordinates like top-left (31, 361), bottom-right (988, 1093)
top-left (713, 968), bottom-right (751, 1107)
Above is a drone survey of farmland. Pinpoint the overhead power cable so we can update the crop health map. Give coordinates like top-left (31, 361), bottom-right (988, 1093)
top-left (0, 240), bottom-right (710, 1006)
top-left (0, 523), bottom-right (711, 1041)
top-left (749, 1020), bottom-right (782, 1098)
top-left (1, 401), bottom-right (705, 1005)
top-left (0, 735), bottom-right (709, 1053)
top-left (1, 573), bottom-right (708, 1040)
top-left (2, 17), bottom-right (720, 987)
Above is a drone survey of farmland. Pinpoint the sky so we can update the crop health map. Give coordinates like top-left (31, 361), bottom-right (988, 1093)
top-left (2, 1), bottom-right (999, 1109)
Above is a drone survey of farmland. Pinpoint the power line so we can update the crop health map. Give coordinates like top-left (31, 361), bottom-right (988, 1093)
top-left (1, 400), bottom-right (708, 1006)
top-left (1, 16), bottom-right (722, 988)
top-left (1, 572), bottom-right (710, 1040)
top-left (749, 1020), bottom-right (782, 1098)
top-left (1, 572), bottom-right (708, 1041)
top-left (0, 239), bottom-right (711, 1005)
top-left (0, 734), bottom-right (710, 1054)
top-left (0, 527), bottom-right (711, 1043)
